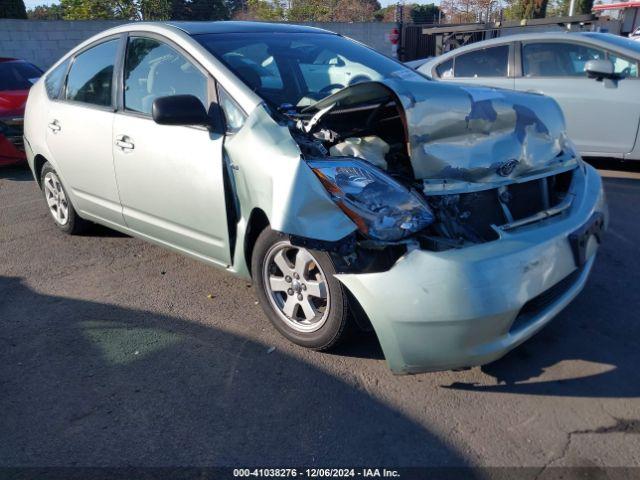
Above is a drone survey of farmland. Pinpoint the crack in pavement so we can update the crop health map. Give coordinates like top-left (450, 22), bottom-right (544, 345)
top-left (535, 417), bottom-right (640, 479)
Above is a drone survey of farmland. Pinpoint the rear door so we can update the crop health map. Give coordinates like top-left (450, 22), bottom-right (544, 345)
top-left (435, 43), bottom-right (515, 90)
top-left (45, 37), bottom-right (124, 227)
top-left (112, 35), bottom-right (231, 266)
top-left (514, 40), bottom-right (640, 156)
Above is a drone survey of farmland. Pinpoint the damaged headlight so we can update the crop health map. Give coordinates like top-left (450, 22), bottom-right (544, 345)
top-left (309, 159), bottom-right (434, 241)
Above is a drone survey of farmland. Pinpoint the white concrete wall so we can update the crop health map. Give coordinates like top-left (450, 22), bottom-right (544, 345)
top-left (0, 19), bottom-right (395, 70)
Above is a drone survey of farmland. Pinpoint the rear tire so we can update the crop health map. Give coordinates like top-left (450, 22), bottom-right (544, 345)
top-left (252, 227), bottom-right (351, 350)
top-left (40, 162), bottom-right (88, 235)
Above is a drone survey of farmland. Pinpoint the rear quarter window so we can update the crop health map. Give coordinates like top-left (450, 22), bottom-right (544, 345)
top-left (45, 59), bottom-right (70, 100)
top-left (435, 58), bottom-right (453, 78)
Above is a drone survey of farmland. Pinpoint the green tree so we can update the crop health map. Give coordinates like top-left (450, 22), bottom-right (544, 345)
top-left (287, 0), bottom-right (335, 21)
top-left (57, 0), bottom-right (230, 20)
top-left (225, 0), bottom-right (244, 18)
top-left (232, 0), bottom-right (285, 20)
top-left (185, 0), bottom-right (229, 19)
top-left (140, 0), bottom-right (172, 19)
top-left (548, 0), bottom-right (593, 15)
top-left (27, 3), bottom-right (64, 18)
top-left (0, 0), bottom-right (28, 18)
top-left (503, 0), bottom-right (548, 19)
top-left (410, 3), bottom-right (440, 22)
top-left (573, 0), bottom-right (593, 14)
top-left (60, 0), bottom-right (138, 19)
top-left (332, 0), bottom-right (379, 21)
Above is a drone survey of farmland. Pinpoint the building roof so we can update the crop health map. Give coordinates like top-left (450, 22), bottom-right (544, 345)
top-left (593, 1), bottom-right (640, 11)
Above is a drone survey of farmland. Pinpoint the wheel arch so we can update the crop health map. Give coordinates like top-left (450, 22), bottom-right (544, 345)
top-left (33, 154), bottom-right (48, 187)
top-left (244, 207), bottom-right (271, 278)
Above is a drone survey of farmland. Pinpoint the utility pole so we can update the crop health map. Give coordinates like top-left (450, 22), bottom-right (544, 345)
top-left (393, 1), bottom-right (404, 60)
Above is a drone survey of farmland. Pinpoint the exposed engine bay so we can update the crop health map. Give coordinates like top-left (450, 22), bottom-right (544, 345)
top-left (274, 80), bottom-right (578, 262)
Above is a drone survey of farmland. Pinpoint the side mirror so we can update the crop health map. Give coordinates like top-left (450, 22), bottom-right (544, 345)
top-left (585, 59), bottom-right (616, 80)
top-left (152, 95), bottom-right (210, 127)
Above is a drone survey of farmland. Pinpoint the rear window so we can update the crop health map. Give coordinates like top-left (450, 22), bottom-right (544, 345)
top-left (0, 61), bottom-right (42, 91)
top-left (454, 45), bottom-right (509, 78)
top-left (435, 58), bottom-right (453, 78)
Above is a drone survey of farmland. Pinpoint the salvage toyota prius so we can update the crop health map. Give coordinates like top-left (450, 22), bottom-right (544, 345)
top-left (24, 22), bottom-right (608, 374)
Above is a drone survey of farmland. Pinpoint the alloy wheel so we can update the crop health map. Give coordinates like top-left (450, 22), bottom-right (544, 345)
top-left (44, 171), bottom-right (69, 226)
top-left (262, 241), bottom-right (330, 333)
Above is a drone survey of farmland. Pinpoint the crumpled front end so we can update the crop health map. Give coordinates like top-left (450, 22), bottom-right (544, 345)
top-left (335, 163), bottom-right (607, 373)
top-left (298, 79), bottom-right (576, 188)
top-left (261, 76), bottom-right (607, 373)
top-left (390, 79), bottom-right (575, 187)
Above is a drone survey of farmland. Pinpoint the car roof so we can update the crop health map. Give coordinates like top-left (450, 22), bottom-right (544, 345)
top-left (420, 31), bottom-right (640, 69)
top-left (164, 20), bottom-right (334, 36)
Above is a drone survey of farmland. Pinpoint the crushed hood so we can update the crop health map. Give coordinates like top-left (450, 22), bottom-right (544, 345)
top-left (305, 78), bottom-right (577, 189)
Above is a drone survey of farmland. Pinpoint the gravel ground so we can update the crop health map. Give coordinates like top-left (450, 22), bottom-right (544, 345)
top-left (1, 163), bottom-right (639, 471)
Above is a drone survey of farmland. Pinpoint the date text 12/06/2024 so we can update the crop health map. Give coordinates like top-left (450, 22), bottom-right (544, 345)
top-left (233, 469), bottom-right (401, 478)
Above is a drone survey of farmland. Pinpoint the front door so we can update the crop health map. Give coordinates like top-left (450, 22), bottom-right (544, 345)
top-left (514, 41), bottom-right (640, 156)
top-left (112, 36), bottom-right (231, 266)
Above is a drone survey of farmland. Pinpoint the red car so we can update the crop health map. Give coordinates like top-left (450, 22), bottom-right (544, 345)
top-left (0, 58), bottom-right (42, 166)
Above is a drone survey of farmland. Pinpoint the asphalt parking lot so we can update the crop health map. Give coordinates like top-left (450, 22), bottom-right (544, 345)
top-left (1, 162), bottom-right (639, 471)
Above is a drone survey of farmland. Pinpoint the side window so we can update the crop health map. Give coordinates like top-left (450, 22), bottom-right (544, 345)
top-left (66, 39), bottom-right (118, 107)
top-left (608, 51), bottom-right (638, 78)
top-left (435, 58), bottom-right (453, 78)
top-left (45, 59), bottom-right (70, 99)
top-left (218, 86), bottom-right (246, 133)
top-left (522, 42), bottom-right (605, 77)
top-left (454, 45), bottom-right (509, 78)
top-left (124, 37), bottom-right (208, 116)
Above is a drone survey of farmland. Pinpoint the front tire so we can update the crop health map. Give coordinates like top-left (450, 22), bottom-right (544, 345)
top-left (252, 228), bottom-right (351, 350)
top-left (40, 162), bottom-right (87, 235)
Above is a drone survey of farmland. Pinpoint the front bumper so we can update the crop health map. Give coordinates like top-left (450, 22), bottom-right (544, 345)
top-left (336, 163), bottom-right (608, 374)
top-left (0, 118), bottom-right (26, 165)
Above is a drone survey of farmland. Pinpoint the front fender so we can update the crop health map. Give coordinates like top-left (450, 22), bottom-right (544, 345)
top-left (224, 104), bottom-right (356, 276)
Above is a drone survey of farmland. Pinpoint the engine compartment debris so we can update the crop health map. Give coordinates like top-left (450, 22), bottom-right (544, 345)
top-left (273, 80), bottom-right (579, 260)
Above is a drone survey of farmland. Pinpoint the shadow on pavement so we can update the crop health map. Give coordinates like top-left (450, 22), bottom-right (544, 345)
top-left (0, 276), bottom-right (467, 467)
top-left (585, 157), bottom-right (640, 173)
top-left (443, 178), bottom-right (640, 399)
top-left (0, 164), bottom-right (32, 181)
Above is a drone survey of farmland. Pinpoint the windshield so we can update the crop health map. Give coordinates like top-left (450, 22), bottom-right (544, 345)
top-left (0, 61), bottom-right (42, 91)
top-left (195, 32), bottom-right (422, 108)
top-left (582, 33), bottom-right (640, 54)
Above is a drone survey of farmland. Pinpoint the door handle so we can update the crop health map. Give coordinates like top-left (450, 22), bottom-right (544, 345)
top-left (48, 120), bottom-right (61, 133)
top-left (115, 135), bottom-right (134, 151)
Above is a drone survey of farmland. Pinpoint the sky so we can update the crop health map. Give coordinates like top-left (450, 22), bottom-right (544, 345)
top-left (25, 0), bottom-right (53, 7)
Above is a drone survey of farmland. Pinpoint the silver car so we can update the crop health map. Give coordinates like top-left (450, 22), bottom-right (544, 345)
top-left (24, 22), bottom-right (608, 374)
top-left (419, 32), bottom-right (640, 160)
